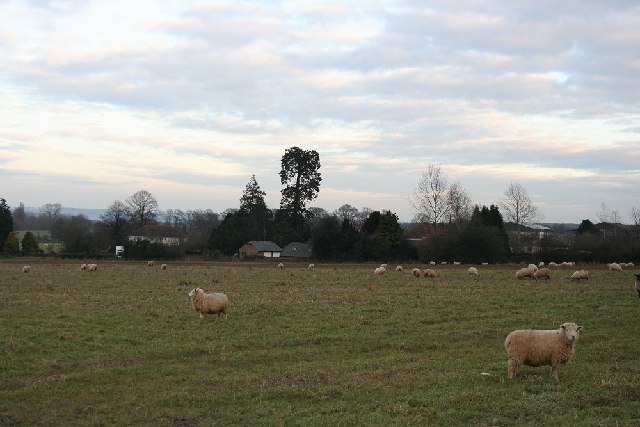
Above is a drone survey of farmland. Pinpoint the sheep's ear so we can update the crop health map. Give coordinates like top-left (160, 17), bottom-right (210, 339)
top-left (560, 324), bottom-right (566, 330)
top-left (577, 326), bottom-right (583, 332)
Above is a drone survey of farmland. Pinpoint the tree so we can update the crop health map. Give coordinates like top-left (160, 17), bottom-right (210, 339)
top-left (126, 190), bottom-right (159, 228)
top-left (446, 181), bottom-right (472, 231)
top-left (239, 175), bottom-right (270, 239)
top-left (0, 198), bottom-right (13, 253)
top-left (630, 206), bottom-right (640, 227)
top-left (3, 231), bottom-right (20, 256)
top-left (279, 147), bottom-right (322, 232)
top-left (56, 215), bottom-right (96, 254)
top-left (411, 164), bottom-right (450, 231)
top-left (163, 209), bottom-right (185, 230)
top-left (100, 200), bottom-right (131, 247)
top-left (21, 231), bottom-right (39, 255)
top-left (577, 219), bottom-right (597, 235)
top-left (11, 202), bottom-right (25, 230)
top-left (39, 203), bottom-right (62, 231)
top-left (499, 183), bottom-right (540, 252)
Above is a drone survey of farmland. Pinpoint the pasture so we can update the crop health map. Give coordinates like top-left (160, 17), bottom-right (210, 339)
top-left (1, 260), bottom-right (639, 426)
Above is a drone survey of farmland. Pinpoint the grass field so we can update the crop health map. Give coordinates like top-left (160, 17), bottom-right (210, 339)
top-left (1, 260), bottom-right (639, 426)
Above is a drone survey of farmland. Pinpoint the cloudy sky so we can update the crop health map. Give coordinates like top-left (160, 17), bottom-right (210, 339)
top-left (1, 0), bottom-right (639, 223)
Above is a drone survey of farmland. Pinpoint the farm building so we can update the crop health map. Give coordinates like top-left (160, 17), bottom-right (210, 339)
top-left (238, 241), bottom-right (283, 258)
top-left (129, 224), bottom-right (180, 246)
top-left (281, 242), bottom-right (312, 259)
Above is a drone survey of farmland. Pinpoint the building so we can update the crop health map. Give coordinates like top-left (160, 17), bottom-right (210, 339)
top-left (129, 224), bottom-right (180, 246)
top-left (238, 241), bottom-right (283, 258)
top-left (281, 242), bottom-right (312, 258)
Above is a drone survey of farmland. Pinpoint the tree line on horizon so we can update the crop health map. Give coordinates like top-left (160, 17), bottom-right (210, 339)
top-left (2, 150), bottom-right (639, 263)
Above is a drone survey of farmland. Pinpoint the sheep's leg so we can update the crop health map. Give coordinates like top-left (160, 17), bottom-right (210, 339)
top-left (199, 312), bottom-right (204, 319)
top-left (507, 359), bottom-right (519, 379)
top-left (550, 364), bottom-right (560, 381)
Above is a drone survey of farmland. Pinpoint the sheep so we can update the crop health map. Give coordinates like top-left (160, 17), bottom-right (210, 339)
top-left (147, 260), bottom-right (155, 267)
top-left (635, 273), bottom-right (640, 298)
top-left (538, 262), bottom-right (545, 267)
top-left (374, 266), bottom-right (386, 276)
top-left (429, 261), bottom-right (436, 266)
top-left (481, 262), bottom-right (489, 266)
top-left (626, 262), bottom-right (635, 267)
top-left (308, 263), bottom-right (315, 270)
top-left (528, 263), bottom-right (539, 272)
top-left (468, 266), bottom-right (479, 279)
top-left (453, 261), bottom-right (461, 266)
top-left (277, 262), bottom-right (284, 269)
top-left (423, 269), bottom-right (437, 278)
top-left (188, 287), bottom-right (229, 319)
top-left (533, 268), bottom-right (551, 280)
top-left (87, 263), bottom-right (98, 271)
top-left (570, 270), bottom-right (589, 282)
top-left (548, 262), bottom-right (558, 269)
top-left (505, 322), bottom-right (583, 381)
top-left (22, 265), bottom-right (31, 273)
top-left (441, 261), bottom-right (448, 265)
top-left (395, 265), bottom-right (403, 272)
top-left (412, 268), bottom-right (421, 277)
top-left (80, 263), bottom-right (88, 271)
top-left (161, 264), bottom-right (167, 270)
top-left (608, 262), bottom-right (623, 272)
top-left (515, 267), bottom-right (535, 279)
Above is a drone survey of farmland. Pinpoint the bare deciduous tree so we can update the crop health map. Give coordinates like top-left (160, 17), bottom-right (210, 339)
top-left (447, 181), bottom-right (472, 231)
top-left (630, 206), bottom-right (640, 226)
top-left (39, 203), bottom-right (62, 231)
top-left (411, 164), bottom-right (450, 231)
top-left (499, 183), bottom-right (540, 252)
top-left (126, 190), bottom-right (159, 228)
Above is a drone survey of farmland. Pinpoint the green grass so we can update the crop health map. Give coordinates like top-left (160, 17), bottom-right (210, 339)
top-left (1, 260), bottom-right (639, 426)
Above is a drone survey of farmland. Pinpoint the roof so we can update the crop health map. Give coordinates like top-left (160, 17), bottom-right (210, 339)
top-left (248, 240), bottom-right (283, 252)
top-left (281, 242), bottom-right (312, 257)
top-left (130, 224), bottom-right (180, 238)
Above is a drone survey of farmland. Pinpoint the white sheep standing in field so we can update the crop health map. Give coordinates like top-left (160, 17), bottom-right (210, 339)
top-left (80, 263), bottom-right (88, 271)
top-left (468, 266), bottom-right (479, 279)
top-left (429, 261), bottom-right (436, 266)
top-left (548, 262), bottom-right (558, 269)
top-left (533, 268), bottom-right (551, 280)
top-left (147, 261), bottom-right (155, 267)
top-left (412, 268), bottom-right (421, 277)
top-left (188, 287), bottom-right (229, 319)
top-left (87, 263), bottom-right (98, 271)
top-left (505, 322), bottom-right (583, 381)
top-left (374, 266), bottom-right (386, 276)
top-left (570, 270), bottom-right (589, 282)
top-left (22, 265), bottom-right (31, 273)
top-left (308, 263), bottom-right (315, 270)
top-left (515, 267), bottom-right (535, 279)
top-left (626, 262), bottom-right (634, 267)
top-left (161, 264), bottom-right (167, 270)
top-left (538, 262), bottom-right (545, 267)
top-left (395, 265), bottom-right (403, 272)
top-left (423, 269), bottom-right (437, 278)
top-left (528, 263), bottom-right (539, 272)
top-left (277, 262), bottom-right (284, 269)
top-left (608, 262), bottom-right (623, 272)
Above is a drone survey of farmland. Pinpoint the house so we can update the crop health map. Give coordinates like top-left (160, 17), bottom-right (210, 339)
top-left (238, 241), bottom-right (283, 258)
top-left (281, 242), bottom-right (312, 258)
top-left (129, 224), bottom-right (180, 246)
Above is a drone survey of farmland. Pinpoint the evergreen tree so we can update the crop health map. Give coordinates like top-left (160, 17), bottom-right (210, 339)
top-left (3, 231), bottom-right (20, 256)
top-left (239, 175), bottom-right (270, 239)
top-left (0, 198), bottom-right (13, 253)
top-left (21, 231), bottom-right (39, 255)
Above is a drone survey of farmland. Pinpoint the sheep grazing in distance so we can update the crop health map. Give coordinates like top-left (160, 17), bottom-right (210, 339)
top-left (533, 268), bottom-right (551, 280)
top-left (635, 273), bottom-right (640, 298)
top-left (308, 263), bottom-right (315, 270)
top-left (277, 262), bottom-right (284, 269)
top-left (161, 264), bottom-right (167, 270)
top-left (22, 265), bottom-right (31, 273)
top-left (608, 262), bottom-right (623, 272)
top-left (395, 265), bottom-right (403, 272)
top-left (188, 287), bottom-right (229, 319)
top-left (423, 269), bottom-right (437, 278)
top-left (412, 268), bottom-right (421, 277)
top-left (538, 262), bottom-right (545, 267)
top-left (147, 261), bottom-right (155, 267)
top-left (80, 264), bottom-right (88, 271)
top-left (441, 261), bottom-right (448, 265)
top-left (374, 266), bottom-right (386, 276)
top-left (515, 267), bottom-right (535, 279)
top-left (468, 267), bottom-right (479, 279)
top-left (570, 270), bottom-right (589, 282)
top-left (548, 262), bottom-right (558, 269)
top-left (481, 262), bottom-right (489, 266)
top-left (626, 262), bottom-right (635, 267)
top-left (87, 264), bottom-right (98, 271)
top-left (429, 261), bottom-right (436, 266)
top-left (505, 322), bottom-right (583, 381)
top-left (453, 261), bottom-right (461, 266)
top-left (528, 263), bottom-right (539, 272)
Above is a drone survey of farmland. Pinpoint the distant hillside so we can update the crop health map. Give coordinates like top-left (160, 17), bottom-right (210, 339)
top-left (24, 207), bottom-right (107, 221)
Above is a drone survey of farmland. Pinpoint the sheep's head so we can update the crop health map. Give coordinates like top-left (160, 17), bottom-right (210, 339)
top-left (560, 323), bottom-right (583, 342)
top-left (188, 288), bottom-right (202, 300)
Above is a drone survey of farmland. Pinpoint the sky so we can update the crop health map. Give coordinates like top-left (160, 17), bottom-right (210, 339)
top-left (1, 0), bottom-right (639, 224)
